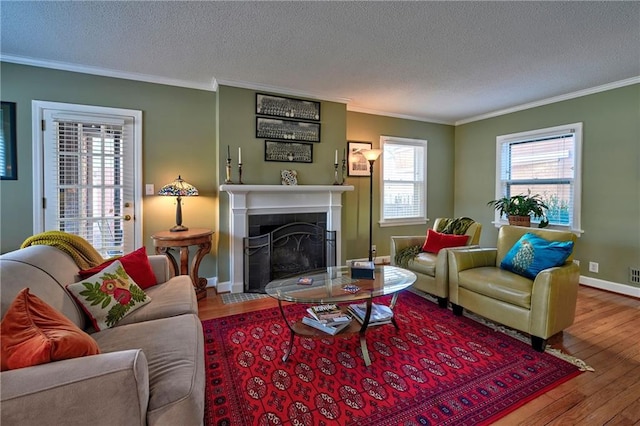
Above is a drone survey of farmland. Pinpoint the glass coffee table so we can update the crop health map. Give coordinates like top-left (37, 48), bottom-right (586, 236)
top-left (265, 265), bottom-right (416, 366)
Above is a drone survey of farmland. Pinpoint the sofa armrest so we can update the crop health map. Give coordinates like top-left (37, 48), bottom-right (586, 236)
top-left (448, 248), bottom-right (497, 304)
top-left (148, 254), bottom-right (172, 284)
top-left (0, 349), bottom-right (149, 426)
top-left (448, 247), bottom-right (497, 273)
top-left (390, 236), bottom-right (425, 265)
top-left (434, 245), bottom-right (481, 289)
top-left (530, 262), bottom-right (580, 339)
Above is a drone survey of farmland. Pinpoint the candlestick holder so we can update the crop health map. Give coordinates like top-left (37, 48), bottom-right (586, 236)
top-left (341, 158), bottom-right (346, 185)
top-left (224, 159), bottom-right (233, 184)
top-left (333, 163), bottom-right (340, 185)
top-left (238, 162), bottom-right (243, 184)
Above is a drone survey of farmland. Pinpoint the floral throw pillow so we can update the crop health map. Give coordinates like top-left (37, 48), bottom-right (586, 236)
top-left (66, 260), bottom-right (151, 331)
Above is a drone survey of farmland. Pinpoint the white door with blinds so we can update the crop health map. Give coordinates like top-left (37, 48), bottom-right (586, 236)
top-left (33, 101), bottom-right (142, 257)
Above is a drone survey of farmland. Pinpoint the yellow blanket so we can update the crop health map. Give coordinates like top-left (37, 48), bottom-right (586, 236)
top-left (21, 231), bottom-right (106, 270)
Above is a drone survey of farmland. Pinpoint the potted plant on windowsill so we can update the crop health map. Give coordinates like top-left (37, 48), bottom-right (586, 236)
top-left (487, 190), bottom-right (549, 228)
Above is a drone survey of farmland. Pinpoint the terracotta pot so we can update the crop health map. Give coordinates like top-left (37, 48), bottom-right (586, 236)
top-left (508, 215), bottom-right (531, 227)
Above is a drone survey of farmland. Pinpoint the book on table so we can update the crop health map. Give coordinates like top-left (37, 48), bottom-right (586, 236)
top-left (348, 302), bottom-right (393, 326)
top-left (307, 304), bottom-right (351, 323)
top-left (301, 316), bottom-right (352, 335)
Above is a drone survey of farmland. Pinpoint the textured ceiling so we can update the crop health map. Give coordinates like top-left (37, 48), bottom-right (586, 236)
top-left (1, 1), bottom-right (639, 124)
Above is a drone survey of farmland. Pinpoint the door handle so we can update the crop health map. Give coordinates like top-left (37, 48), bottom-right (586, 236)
top-left (123, 215), bottom-right (132, 221)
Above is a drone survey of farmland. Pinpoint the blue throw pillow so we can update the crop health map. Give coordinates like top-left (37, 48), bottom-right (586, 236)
top-left (500, 233), bottom-right (574, 279)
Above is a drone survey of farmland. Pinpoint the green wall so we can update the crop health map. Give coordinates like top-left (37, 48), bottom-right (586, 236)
top-left (0, 62), bottom-right (218, 277)
top-left (2, 62), bottom-right (637, 290)
top-left (346, 112), bottom-right (456, 259)
top-left (455, 84), bottom-right (640, 287)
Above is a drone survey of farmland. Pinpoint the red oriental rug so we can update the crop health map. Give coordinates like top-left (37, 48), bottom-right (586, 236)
top-left (203, 292), bottom-right (582, 425)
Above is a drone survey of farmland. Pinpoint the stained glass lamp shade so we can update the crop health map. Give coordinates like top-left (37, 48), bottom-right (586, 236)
top-left (158, 175), bottom-right (199, 232)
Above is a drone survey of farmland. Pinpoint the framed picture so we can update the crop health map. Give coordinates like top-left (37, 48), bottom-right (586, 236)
top-left (265, 140), bottom-right (313, 163)
top-left (348, 141), bottom-right (372, 176)
top-left (1, 101), bottom-right (17, 180)
top-left (256, 117), bottom-right (320, 143)
top-left (256, 93), bottom-right (320, 122)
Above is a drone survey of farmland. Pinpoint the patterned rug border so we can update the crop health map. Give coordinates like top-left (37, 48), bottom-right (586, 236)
top-left (408, 288), bottom-right (595, 372)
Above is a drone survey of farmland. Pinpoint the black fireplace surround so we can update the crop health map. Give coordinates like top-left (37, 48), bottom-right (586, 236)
top-left (243, 213), bottom-right (336, 293)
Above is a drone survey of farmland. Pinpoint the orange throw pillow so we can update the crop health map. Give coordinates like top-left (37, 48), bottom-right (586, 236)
top-left (422, 229), bottom-right (469, 254)
top-left (1, 288), bottom-right (100, 371)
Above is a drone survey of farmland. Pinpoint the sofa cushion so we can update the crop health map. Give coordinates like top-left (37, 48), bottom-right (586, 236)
top-left (458, 267), bottom-right (534, 309)
top-left (1, 246), bottom-right (87, 328)
top-left (422, 229), bottom-right (469, 253)
top-left (79, 247), bottom-right (158, 289)
top-left (67, 261), bottom-right (151, 331)
top-left (92, 314), bottom-right (204, 425)
top-left (408, 252), bottom-right (438, 277)
top-left (115, 276), bottom-right (198, 326)
top-left (500, 233), bottom-right (574, 279)
top-left (1, 288), bottom-right (100, 371)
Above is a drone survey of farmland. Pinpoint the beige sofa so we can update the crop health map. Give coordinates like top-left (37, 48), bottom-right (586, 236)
top-left (0, 245), bottom-right (205, 426)
top-left (448, 225), bottom-right (579, 352)
top-left (390, 218), bottom-right (482, 307)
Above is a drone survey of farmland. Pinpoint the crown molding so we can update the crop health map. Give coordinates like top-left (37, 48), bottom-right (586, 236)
top-left (215, 78), bottom-right (351, 104)
top-left (346, 105), bottom-right (453, 125)
top-left (1, 54), bottom-right (217, 91)
top-left (455, 76), bottom-right (640, 126)
top-left (3, 54), bottom-right (637, 125)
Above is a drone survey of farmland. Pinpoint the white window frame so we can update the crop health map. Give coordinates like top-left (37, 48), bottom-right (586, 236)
top-left (379, 136), bottom-right (428, 227)
top-left (32, 101), bottom-right (144, 248)
top-left (494, 122), bottom-right (583, 234)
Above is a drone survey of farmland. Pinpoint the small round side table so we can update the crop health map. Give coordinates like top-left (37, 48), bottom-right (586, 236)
top-left (151, 228), bottom-right (213, 300)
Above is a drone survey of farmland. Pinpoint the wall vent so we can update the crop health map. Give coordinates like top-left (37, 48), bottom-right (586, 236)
top-left (630, 267), bottom-right (640, 284)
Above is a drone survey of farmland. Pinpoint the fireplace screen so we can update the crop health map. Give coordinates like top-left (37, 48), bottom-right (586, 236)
top-left (243, 222), bottom-right (336, 293)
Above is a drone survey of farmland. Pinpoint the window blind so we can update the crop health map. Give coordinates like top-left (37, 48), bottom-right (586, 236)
top-left (381, 138), bottom-right (427, 223)
top-left (497, 125), bottom-right (580, 228)
top-left (47, 117), bottom-right (130, 256)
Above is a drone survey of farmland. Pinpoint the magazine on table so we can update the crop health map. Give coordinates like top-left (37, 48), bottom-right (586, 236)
top-left (348, 303), bottom-right (393, 325)
top-left (307, 304), bottom-right (351, 323)
top-left (302, 316), bottom-right (352, 335)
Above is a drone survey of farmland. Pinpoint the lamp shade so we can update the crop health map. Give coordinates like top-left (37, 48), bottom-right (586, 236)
top-left (362, 149), bottom-right (382, 162)
top-left (158, 176), bottom-right (198, 232)
top-left (158, 175), bottom-right (199, 197)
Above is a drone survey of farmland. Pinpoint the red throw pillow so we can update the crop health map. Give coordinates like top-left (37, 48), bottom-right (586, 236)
top-left (422, 229), bottom-right (469, 254)
top-left (79, 246), bottom-right (157, 289)
top-left (1, 288), bottom-right (100, 371)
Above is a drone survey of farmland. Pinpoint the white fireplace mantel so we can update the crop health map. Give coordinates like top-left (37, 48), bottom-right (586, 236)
top-left (220, 184), bottom-right (354, 293)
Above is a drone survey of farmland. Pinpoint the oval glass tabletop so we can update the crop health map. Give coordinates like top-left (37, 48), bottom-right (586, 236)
top-left (264, 265), bottom-right (417, 304)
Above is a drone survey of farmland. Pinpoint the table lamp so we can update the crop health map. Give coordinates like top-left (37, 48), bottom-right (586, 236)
top-left (158, 175), bottom-right (199, 232)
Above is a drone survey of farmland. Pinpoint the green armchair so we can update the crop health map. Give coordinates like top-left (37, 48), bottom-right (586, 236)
top-left (390, 218), bottom-right (482, 308)
top-left (447, 225), bottom-right (579, 351)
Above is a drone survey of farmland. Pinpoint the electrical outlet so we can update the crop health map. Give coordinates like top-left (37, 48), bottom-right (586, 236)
top-left (145, 184), bottom-right (155, 195)
top-left (589, 261), bottom-right (599, 273)
top-left (371, 245), bottom-right (377, 253)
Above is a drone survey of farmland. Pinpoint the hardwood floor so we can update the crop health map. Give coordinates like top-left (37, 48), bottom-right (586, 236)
top-left (198, 285), bottom-right (640, 425)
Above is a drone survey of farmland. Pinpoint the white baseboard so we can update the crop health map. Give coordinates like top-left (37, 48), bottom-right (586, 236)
top-left (580, 275), bottom-right (640, 298)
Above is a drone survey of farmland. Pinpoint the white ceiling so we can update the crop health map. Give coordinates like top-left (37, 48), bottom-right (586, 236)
top-left (2, 1), bottom-right (639, 124)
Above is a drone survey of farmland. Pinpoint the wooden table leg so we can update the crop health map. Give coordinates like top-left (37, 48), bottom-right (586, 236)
top-left (155, 247), bottom-right (179, 277)
top-left (191, 240), bottom-right (211, 300)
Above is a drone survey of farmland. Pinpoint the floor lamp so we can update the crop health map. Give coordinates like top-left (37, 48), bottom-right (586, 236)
top-left (362, 149), bottom-right (382, 262)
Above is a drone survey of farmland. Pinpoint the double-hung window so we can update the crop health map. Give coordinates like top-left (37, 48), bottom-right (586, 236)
top-left (380, 136), bottom-right (427, 226)
top-left (495, 123), bottom-right (582, 232)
